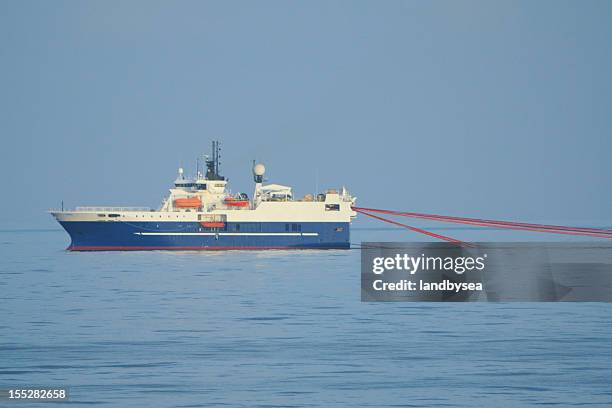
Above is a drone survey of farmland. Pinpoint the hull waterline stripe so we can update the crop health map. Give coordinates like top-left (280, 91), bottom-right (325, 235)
top-left (68, 246), bottom-right (342, 251)
top-left (133, 232), bottom-right (319, 236)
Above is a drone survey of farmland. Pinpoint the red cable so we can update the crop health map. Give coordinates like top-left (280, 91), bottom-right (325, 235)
top-left (367, 210), bottom-right (611, 238)
top-left (354, 206), bottom-right (612, 235)
top-left (353, 207), bottom-right (612, 239)
top-left (353, 208), bottom-right (470, 246)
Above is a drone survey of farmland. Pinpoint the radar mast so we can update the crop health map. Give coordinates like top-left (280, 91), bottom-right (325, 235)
top-left (205, 140), bottom-right (224, 181)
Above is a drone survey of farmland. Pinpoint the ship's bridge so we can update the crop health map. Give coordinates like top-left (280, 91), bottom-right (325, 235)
top-left (174, 178), bottom-right (197, 189)
top-left (174, 178), bottom-right (227, 193)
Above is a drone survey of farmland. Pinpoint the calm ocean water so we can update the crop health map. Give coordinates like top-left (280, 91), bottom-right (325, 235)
top-left (1, 228), bottom-right (612, 407)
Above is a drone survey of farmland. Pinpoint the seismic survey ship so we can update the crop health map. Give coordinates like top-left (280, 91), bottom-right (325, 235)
top-left (51, 142), bottom-right (356, 250)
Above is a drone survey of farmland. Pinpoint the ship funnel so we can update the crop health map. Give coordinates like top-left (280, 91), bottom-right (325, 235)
top-left (253, 163), bottom-right (265, 183)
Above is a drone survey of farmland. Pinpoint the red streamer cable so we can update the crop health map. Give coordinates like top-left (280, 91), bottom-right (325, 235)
top-left (364, 210), bottom-right (611, 239)
top-left (352, 207), bottom-right (612, 239)
top-left (353, 208), bottom-right (469, 246)
top-left (355, 207), bottom-right (612, 235)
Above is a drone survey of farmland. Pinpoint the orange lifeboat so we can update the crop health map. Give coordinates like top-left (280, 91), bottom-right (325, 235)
top-left (224, 197), bottom-right (249, 207)
top-left (200, 221), bottom-right (225, 228)
top-left (174, 197), bottom-right (202, 208)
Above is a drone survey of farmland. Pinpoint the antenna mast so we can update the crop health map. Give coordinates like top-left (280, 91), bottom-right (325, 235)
top-left (205, 140), bottom-right (225, 180)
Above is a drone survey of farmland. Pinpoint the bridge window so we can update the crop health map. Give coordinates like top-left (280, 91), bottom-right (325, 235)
top-left (325, 204), bottom-right (340, 211)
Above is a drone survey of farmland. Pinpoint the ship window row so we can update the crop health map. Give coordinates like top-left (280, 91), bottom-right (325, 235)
top-left (175, 183), bottom-right (207, 190)
top-left (115, 214), bottom-right (192, 219)
top-left (285, 223), bottom-right (302, 232)
top-left (232, 223), bottom-right (262, 232)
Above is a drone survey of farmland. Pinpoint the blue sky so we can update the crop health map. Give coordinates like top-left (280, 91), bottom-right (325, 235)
top-left (1, 0), bottom-right (610, 229)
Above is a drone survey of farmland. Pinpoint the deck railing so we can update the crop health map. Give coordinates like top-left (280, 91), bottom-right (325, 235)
top-left (74, 206), bottom-right (152, 212)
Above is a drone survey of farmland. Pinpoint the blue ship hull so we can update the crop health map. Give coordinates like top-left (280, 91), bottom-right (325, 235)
top-left (59, 221), bottom-right (351, 251)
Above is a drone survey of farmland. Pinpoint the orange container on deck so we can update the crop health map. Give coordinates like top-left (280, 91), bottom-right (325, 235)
top-left (200, 221), bottom-right (225, 228)
top-left (174, 197), bottom-right (202, 208)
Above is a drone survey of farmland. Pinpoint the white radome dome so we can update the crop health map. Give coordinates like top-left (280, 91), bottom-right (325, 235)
top-left (253, 163), bottom-right (266, 176)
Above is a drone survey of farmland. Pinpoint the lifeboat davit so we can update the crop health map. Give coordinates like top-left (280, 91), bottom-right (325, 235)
top-left (224, 197), bottom-right (249, 207)
top-left (174, 197), bottom-right (202, 208)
